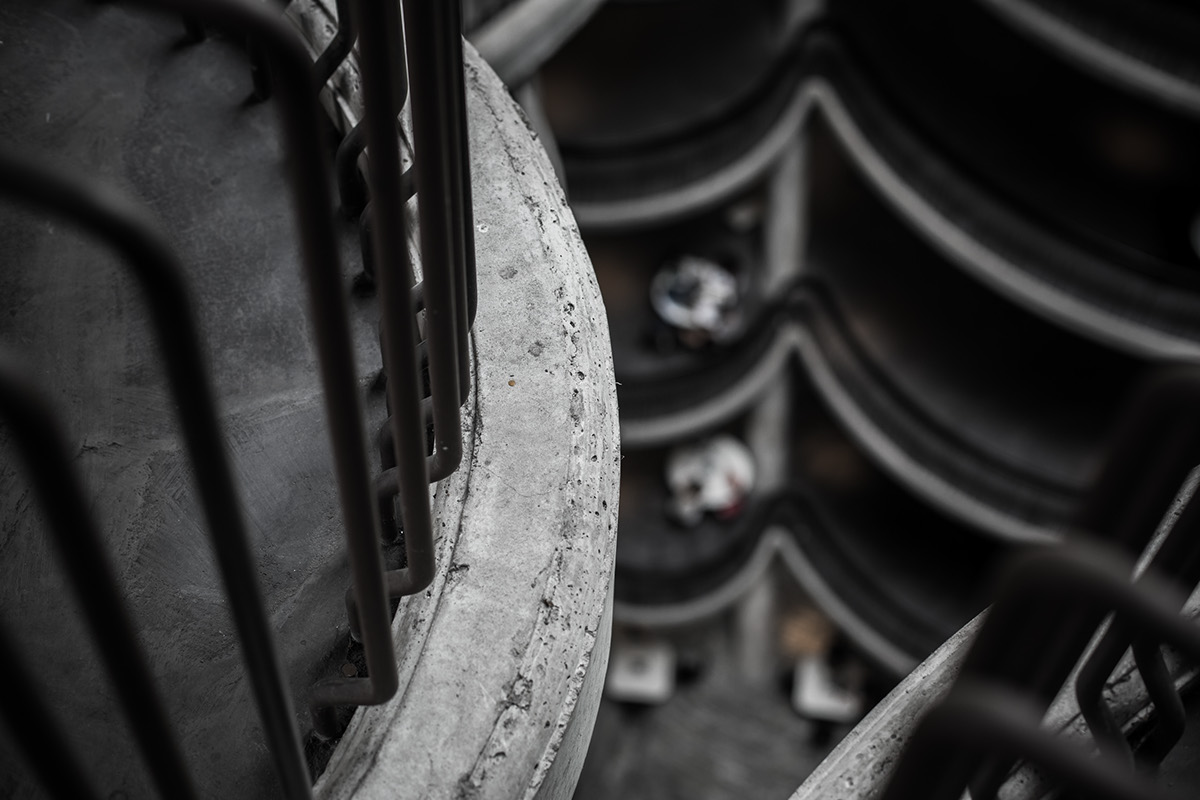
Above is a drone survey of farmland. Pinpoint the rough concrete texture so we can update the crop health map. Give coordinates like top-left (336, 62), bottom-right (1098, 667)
top-left (312, 39), bottom-right (620, 800)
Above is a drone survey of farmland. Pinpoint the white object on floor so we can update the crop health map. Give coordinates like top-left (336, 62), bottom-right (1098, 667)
top-left (792, 655), bottom-right (861, 723)
top-left (665, 434), bottom-right (756, 526)
top-left (606, 639), bottom-right (677, 705)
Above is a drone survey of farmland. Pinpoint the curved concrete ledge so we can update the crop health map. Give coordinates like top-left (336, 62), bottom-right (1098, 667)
top-left (977, 0), bottom-right (1200, 117)
top-left (570, 85), bottom-right (810, 233)
top-left (309, 35), bottom-right (620, 800)
top-left (803, 44), bottom-right (1200, 362)
top-left (615, 359), bottom-right (1003, 674)
top-left (619, 326), bottom-right (802, 448)
top-left (613, 526), bottom-right (918, 677)
top-left (619, 311), bottom-right (1059, 544)
top-left (791, 318), bottom-right (1060, 546)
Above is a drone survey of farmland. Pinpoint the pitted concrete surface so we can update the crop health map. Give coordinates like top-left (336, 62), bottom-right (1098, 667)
top-left (311, 37), bottom-right (620, 800)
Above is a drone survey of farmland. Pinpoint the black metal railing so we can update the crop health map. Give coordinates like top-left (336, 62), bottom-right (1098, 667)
top-left (876, 370), bottom-right (1200, 800)
top-left (0, 0), bottom-right (475, 795)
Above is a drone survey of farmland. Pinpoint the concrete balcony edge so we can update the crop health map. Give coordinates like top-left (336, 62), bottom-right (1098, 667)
top-left (299, 21), bottom-right (621, 800)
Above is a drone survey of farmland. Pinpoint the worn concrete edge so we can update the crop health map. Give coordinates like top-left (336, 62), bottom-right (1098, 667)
top-left (527, 583), bottom-right (613, 800)
top-left (287, 12), bottom-right (620, 798)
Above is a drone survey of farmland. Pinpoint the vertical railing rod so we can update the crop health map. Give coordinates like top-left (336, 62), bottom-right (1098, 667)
top-left (308, 0), bottom-right (430, 735)
top-left (246, 0), bottom-right (294, 101)
top-left (1128, 638), bottom-right (1187, 762)
top-left (444, 0), bottom-right (476, 399)
top-left (373, 0), bottom-right (476, 476)
top-left (338, 0), bottom-right (437, 647)
top-left (967, 369), bottom-right (1200, 797)
top-left (0, 619), bottom-right (100, 800)
top-left (376, 389), bottom-right (430, 470)
top-left (1073, 482), bottom-right (1200, 767)
top-left (336, 122), bottom-right (371, 215)
top-left (356, 165), bottom-right (416, 282)
top-left (402, 0), bottom-right (467, 483)
top-left (888, 543), bottom-right (1200, 800)
top-left (0, 353), bottom-right (196, 800)
top-left (125, 0), bottom-right (401, 749)
top-left (311, 0), bottom-right (354, 89)
top-left (879, 681), bottom-right (1171, 800)
top-left (334, 0), bottom-right (409, 220)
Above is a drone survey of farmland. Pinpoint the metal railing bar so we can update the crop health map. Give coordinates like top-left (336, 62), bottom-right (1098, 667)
top-left (1073, 483), bottom-right (1200, 768)
top-left (967, 368), bottom-right (1200, 796)
top-left (894, 543), bottom-right (1200, 800)
top-left (336, 121), bottom-right (370, 216)
top-left (1071, 627), bottom-right (1146, 768)
top-left (0, 141), bottom-right (311, 798)
top-left (401, 0), bottom-right (471, 483)
top-left (356, 171), bottom-right (416, 282)
top-left (968, 543), bottom-right (1200, 799)
top-left (1129, 639), bottom-right (1186, 763)
top-left (333, 0), bottom-right (409, 220)
top-left (359, 201), bottom-right (375, 278)
top-left (0, 353), bottom-right (196, 800)
top-left (880, 680), bottom-right (1173, 800)
top-left (377, 395), bottom-right (432, 473)
top-left (0, 619), bottom-right (102, 800)
top-left (1077, 370), bottom-right (1200, 556)
top-left (333, 0), bottom-right (436, 652)
top-left (247, 0), bottom-right (297, 101)
top-left (374, 466), bottom-right (405, 544)
top-left (311, 0), bottom-right (354, 89)
top-left (124, 0), bottom-right (400, 750)
top-left (444, 0), bottom-right (476, 400)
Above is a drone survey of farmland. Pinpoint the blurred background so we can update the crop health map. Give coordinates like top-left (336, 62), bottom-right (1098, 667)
top-left (465, 0), bottom-right (1200, 796)
top-left (2, 0), bottom-right (1200, 796)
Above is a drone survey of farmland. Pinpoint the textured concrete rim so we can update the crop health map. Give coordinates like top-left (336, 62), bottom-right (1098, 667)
top-left (284, 9), bottom-right (621, 799)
